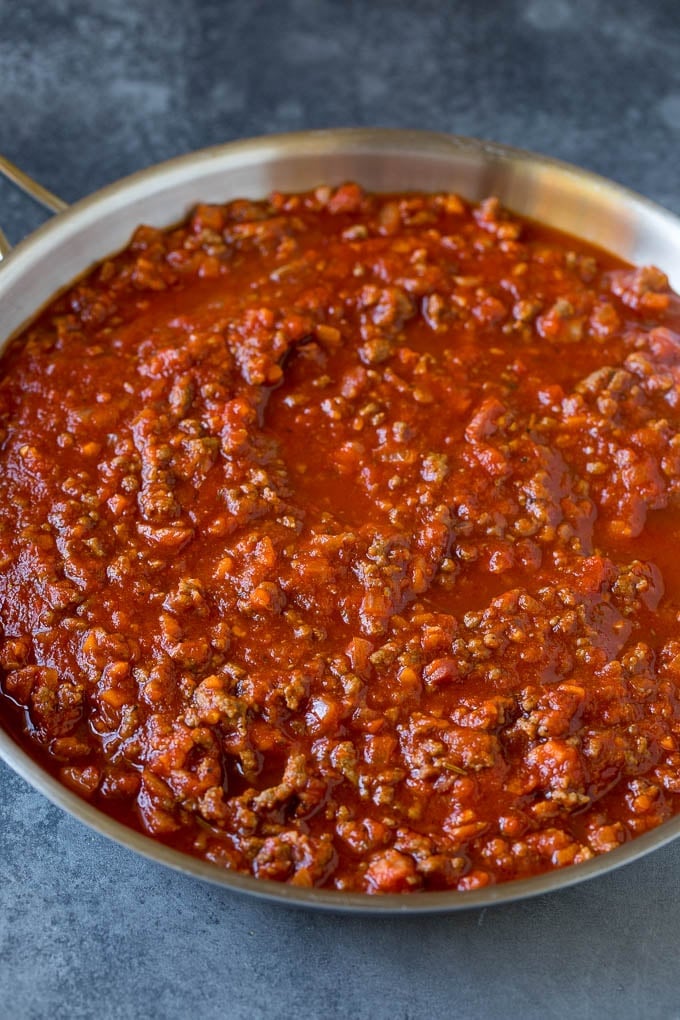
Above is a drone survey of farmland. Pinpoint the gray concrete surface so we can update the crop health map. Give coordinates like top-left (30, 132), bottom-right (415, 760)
top-left (1, 1), bottom-right (680, 1017)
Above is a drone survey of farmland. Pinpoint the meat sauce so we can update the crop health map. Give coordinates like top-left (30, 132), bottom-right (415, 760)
top-left (2, 183), bottom-right (680, 893)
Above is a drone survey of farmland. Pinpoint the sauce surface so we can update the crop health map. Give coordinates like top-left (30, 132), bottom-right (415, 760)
top-left (2, 184), bottom-right (680, 893)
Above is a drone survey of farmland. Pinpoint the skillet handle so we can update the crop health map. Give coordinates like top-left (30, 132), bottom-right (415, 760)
top-left (0, 155), bottom-right (69, 261)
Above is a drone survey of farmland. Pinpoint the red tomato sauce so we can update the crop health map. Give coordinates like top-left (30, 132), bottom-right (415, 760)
top-left (2, 184), bottom-right (680, 893)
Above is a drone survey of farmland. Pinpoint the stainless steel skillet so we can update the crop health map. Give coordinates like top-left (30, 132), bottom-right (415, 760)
top-left (1, 128), bottom-right (680, 913)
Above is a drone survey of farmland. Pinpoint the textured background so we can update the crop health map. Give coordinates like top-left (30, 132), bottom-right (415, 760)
top-left (2, 1), bottom-right (680, 1017)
